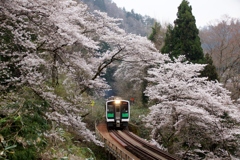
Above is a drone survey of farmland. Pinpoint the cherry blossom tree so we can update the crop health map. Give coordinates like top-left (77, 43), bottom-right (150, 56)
top-left (112, 34), bottom-right (168, 103)
top-left (143, 56), bottom-right (240, 159)
top-left (0, 0), bottom-right (167, 149)
top-left (1, 0), bottom-right (111, 145)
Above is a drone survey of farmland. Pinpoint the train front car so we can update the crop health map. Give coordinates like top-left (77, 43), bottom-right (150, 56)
top-left (106, 98), bottom-right (130, 129)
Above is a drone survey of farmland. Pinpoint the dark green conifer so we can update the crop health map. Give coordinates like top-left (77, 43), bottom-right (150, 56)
top-left (148, 22), bottom-right (160, 42)
top-left (161, 0), bottom-right (218, 81)
top-left (161, 0), bottom-right (204, 63)
top-left (148, 22), bottom-right (164, 50)
top-left (160, 24), bottom-right (174, 55)
top-left (200, 53), bottom-right (219, 81)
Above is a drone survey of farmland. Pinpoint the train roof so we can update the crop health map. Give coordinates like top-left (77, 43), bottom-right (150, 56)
top-left (107, 96), bottom-right (123, 101)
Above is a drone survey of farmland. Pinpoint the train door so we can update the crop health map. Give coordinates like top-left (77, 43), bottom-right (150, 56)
top-left (114, 100), bottom-right (121, 127)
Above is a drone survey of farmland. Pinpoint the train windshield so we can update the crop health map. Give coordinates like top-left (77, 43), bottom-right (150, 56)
top-left (107, 104), bottom-right (114, 112)
top-left (121, 102), bottom-right (128, 112)
top-left (121, 102), bottom-right (129, 119)
top-left (107, 102), bottom-right (115, 119)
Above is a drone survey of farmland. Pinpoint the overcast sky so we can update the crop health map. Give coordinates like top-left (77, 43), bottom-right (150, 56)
top-left (111, 0), bottom-right (240, 28)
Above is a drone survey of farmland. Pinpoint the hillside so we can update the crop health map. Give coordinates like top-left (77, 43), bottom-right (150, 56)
top-left (80, 0), bottom-right (155, 36)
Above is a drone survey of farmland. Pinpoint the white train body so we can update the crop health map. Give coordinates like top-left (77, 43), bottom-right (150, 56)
top-left (106, 97), bottom-right (130, 128)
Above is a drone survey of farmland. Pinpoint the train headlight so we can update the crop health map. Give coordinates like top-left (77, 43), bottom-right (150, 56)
top-left (114, 100), bottom-right (121, 105)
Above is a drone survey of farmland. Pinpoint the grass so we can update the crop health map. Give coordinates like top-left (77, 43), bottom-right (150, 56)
top-left (128, 103), bottom-right (152, 140)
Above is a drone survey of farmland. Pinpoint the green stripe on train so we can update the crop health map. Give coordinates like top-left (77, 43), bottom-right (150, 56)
top-left (122, 113), bottom-right (128, 118)
top-left (107, 113), bottom-right (114, 118)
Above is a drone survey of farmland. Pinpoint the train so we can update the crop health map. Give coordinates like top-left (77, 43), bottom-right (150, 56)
top-left (105, 97), bottom-right (130, 128)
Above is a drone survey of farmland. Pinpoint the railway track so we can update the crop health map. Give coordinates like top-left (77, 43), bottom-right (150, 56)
top-left (123, 130), bottom-right (178, 160)
top-left (109, 130), bottom-right (178, 160)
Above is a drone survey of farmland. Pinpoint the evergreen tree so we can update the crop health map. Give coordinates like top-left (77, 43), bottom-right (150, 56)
top-left (200, 53), bottom-right (219, 81)
top-left (161, 0), bottom-right (218, 81)
top-left (161, 0), bottom-right (204, 63)
top-left (148, 22), bottom-right (164, 50)
top-left (148, 22), bottom-right (159, 42)
top-left (160, 24), bottom-right (174, 54)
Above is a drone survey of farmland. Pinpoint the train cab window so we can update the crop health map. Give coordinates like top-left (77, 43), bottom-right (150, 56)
top-left (121, 102), bottom-right (129, 119)
top-left (121, 103), bottom-right (128, 112)
top-left (107, 105), bottom-right (114, 112)
top-left (107, 102), bottom-right (115, 119)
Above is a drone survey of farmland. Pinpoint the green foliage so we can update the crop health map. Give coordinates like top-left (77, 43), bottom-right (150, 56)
top-left (148, 22), bottom-right (165, 50)
top-left (161, 24), bottom-right (174, 55)
top-left (148, 22), bottom-right (160, 41)
top-left (129, 104), bottom-right (151, 139)
top-left (82, 99), bottom-right (105, 131)
top-left (41, 127), bottom-right (97, 160)
top-left (87, 142), bottom-right (106, 160)
top-left (161, 0), bottom-right (204, 63)
top-left (0, 90), bottom-right (50, 160)
top-left (161, 0), bottom-right (219, 81)
top-left (200, 53), bottom-right (219, 81)
top-left (7, 147), bottom-right (36, 160)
